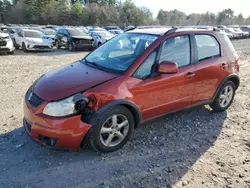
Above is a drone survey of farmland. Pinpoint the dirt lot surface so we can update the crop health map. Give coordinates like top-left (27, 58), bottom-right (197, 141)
top-left (0, 40), bottom-right (250, 188)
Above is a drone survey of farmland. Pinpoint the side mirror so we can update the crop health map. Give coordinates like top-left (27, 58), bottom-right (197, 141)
top-left (157, 61), bottom-right (178, 74)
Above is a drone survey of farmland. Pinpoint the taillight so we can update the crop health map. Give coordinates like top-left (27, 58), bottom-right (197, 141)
top-left (235, 57), bottom-right (240, 72)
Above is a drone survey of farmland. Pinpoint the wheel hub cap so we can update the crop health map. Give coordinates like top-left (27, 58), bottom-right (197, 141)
top-left (100, 114), bottom-right (129, 148)
top-left (219, 85), bottom-right (233, 108)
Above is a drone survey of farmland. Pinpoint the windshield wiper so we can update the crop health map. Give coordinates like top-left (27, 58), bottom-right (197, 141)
top-left (83, 59), bottom-right (111, 72)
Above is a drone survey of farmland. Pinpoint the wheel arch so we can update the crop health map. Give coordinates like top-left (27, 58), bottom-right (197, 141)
top-left (213, 74), bottom-right (240, 100)
top-left (83, 99), bottom-right (142, 128)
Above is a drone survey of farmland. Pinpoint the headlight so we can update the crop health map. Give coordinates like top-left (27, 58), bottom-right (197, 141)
top-left (43, 94), bottom-right (89, 117)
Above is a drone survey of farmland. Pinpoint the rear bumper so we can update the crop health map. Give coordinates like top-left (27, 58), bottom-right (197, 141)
top-left (23, 101), bottom-right (92, 151)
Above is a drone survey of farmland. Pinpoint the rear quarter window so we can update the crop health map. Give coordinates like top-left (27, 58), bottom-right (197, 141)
top-left (195, 34), bottom-right (221, 61)
top-left (222, 34), bottom-right (236, 53)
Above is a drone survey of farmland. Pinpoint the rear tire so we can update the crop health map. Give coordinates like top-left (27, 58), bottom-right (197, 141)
top-left (210, 81), bottom-right (236, 112)
top-left (89, 106), bottom-right (134, 153)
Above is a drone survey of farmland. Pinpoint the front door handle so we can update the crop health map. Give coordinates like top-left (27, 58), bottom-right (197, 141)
top-left (185, 72), bottom-right (195, 79)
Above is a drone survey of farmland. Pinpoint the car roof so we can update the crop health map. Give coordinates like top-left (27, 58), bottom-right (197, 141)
top-left (128, 27), bottom-right (171, 35)
top-left (127, 27), bottom-right (220, 36)
top-left (22, 29), bottom-right (42, 32)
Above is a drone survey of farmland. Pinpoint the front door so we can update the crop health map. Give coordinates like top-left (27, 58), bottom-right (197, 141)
top-left (130, 35), bottom-right (196, 120)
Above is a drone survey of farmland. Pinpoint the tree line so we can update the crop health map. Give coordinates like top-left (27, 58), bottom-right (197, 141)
top-left (0, 0), bottom-right (250, 26)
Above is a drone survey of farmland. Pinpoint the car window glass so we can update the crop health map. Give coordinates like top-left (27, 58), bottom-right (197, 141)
top-left (63, 30), bottom-right (68, 36)
top-left (195, 35), bottom-right (220, 61)
top-left (159, 35), bottom-right (190, 67)
top-left (133, 50), bottom-right (157, 79)
top-left (58, 29), bottom-right (63, 35)
top-left (84, 33), bottom-right (158, 72)
top-left (108, 37), bottom-right (139, 58)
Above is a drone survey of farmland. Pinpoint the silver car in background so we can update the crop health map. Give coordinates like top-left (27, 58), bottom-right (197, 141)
top-left (89, 30), bottom-right (115, 47)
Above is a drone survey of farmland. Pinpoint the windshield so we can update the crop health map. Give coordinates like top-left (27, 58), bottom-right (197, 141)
top-left (96, 31), bottom-right (113, 38)
top-left (84, 33), bottom-right (159, 73)
top-left (24, 31), bottom-right (42, 38)
top-left (43, 30), bottom-right (55, 35)
top-left (68, 28), bottom-right (87, 36)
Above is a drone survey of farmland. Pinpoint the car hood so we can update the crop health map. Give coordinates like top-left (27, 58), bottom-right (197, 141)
top-left (26, 37), bottom-right (52, 44)
top-left (71, 36), bottom-right (92, 40)
top-left (33, 61), bottom-right (119, 101)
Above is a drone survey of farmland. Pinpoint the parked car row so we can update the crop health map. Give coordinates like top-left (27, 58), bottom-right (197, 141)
top-left (216, 25), bottom-right (250, 39)
top-left (0, 24), bottom-right (250, 55)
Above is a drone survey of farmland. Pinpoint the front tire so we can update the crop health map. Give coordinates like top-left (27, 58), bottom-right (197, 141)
top-left (13, 39), bottom-right (19, 49)
top-left (68, 42), bottom-right (74, 51)
top-left (22, 42), bottom-right (27, 52)
top-left (8, 51), bottom-right (14, 55)
top-left (89, 106), bottom-right (134, 153)
top-left (210, 81), bottom-right (236, 112)
top-left (55, 40), bottom-right (61, 49)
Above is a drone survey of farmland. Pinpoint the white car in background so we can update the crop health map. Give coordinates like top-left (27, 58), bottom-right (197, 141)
top-left (218, 29), bottom-right (233, 39)
top-left (109, 29), bottom-right (124, 36)
top-left (0, 31), bottom-right (14, 54)
top-left (13, 29), bottom-right (53, 52)
top-left (89, 30), bottom-right (115, 47)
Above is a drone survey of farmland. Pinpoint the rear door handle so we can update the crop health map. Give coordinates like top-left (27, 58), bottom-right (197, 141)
top-left (185, 72), bottom-right (195, 79)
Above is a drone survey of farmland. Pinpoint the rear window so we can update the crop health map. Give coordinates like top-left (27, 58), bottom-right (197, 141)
top-left (195, 35), bottom-right (220, 61)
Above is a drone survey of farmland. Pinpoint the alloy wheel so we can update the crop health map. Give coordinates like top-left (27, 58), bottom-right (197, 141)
top-left (100, 114), bottom-right (129, 147)
top-left (219, 85), bottom-right (234, 108)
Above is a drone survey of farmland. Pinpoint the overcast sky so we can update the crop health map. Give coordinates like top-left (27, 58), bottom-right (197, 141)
top-left (131, 0), bottom-right (249, 18)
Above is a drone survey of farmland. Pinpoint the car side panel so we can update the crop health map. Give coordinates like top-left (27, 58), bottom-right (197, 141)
top-left (192, 57), bottom-right (229, 103)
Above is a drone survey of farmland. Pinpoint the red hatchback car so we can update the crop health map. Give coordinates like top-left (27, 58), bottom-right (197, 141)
top-left (23, 27), bottom-right (240, 152)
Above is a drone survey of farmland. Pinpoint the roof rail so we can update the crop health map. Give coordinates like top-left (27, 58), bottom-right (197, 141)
top-left (164, 27), bottom-right (179, 35)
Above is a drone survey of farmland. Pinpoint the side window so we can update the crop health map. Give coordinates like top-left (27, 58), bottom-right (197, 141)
top-left (133, 50), bottom-right (157, 79)
top-left (63, 30), bottom-right (69, 36)
top-left (195, 35), bottom-right (220, 61)
top-left (159, 35), bottom-right (191, 68)
top-left (57, 29), bottom-right (63, 35)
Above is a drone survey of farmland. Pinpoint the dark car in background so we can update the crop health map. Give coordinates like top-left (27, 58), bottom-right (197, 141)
top-left (55, 28), bottom-right (94, 51)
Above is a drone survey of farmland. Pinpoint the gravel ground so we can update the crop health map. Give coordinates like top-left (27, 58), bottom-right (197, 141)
top-left (0, 40), bottom-right (250, 188)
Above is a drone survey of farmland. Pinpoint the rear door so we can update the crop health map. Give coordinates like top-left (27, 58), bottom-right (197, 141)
top-left (192, 33), bottom-right (229, 104)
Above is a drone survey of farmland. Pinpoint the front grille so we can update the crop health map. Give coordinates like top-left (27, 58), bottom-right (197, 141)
top-left (0, 40), bottom-right (7, 46)
top-left (26, 90), bottom-right (44, 107)
top-left (33, 45), bottom-right (50, 49)
top-left (80, 40), bottom-right (90, 44)
top-left (76, 39), bottom-right (91, 45)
